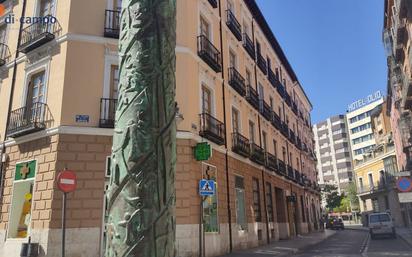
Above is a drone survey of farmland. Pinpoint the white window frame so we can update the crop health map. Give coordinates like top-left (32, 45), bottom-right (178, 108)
top-left (21, 60), bottom-right (51, 107)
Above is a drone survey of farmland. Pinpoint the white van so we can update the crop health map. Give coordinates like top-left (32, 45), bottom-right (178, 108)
top-left (368, 212), bottom-right (396, 239)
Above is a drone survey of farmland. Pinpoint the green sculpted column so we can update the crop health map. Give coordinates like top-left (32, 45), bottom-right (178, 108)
top-left (105, 0), bottom-right (176, 256)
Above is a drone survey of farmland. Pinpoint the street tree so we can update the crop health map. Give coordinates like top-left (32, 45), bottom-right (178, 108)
top-left (322, 184), bottom-right (343, 211)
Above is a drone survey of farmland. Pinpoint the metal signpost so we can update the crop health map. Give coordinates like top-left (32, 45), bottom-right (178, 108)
top-left (56, 170), bottom-right (77, 257)
top-left (198, 179), bottom-right (215, 257)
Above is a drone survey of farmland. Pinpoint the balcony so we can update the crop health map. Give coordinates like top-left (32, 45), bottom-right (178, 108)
top-left (289, 129), bottom-right (296, 144)
top-left (99, 98), bottom-right (117, 128)
top-left (256, 54), bottom-right (267, 75)
top-left (19, 16), bottom-right (61, 53)
top-left (284, 92), bottom-right (292, 106)
top-left (271, 111), bottom-right (281, 130)
top-left (277, 159), bottom-right (286, 175)
top-left (7, 103), bottom-right (48, 138)
top-left (402, 78), bottom-right (412, 109)
top-left (207, 0), bottom-right (218, 8)
top-left (246, 85), bottom-right (259, 110)
top-left (281, 122), bottom-right (289, 138)
top-left (268, 68), bottom-right (277, 88)
top-left (199, 113), bottom-right (225, 145)
top-left (242, 33), bottom-right (255, 59)
top-left (226, 9), bottom-right (242, 41)
top-left (287, 165), bottom-right (294, 180)
top-left (276, 82), bottom-right (285, 98)
top-left (302, 142), bottom-right (308, 152)
top-left (265, 152), bottom-right (278, 172)
top-left (232, 132), bottom-right (250, 157)
top-left (197, 35), bottom-right (222, 73)
top-left (228, 67), bottom-right (246, 96)
top-left (292, 102), bottom-right (298, 115)
top-left (259, 100), bottom-right (272, 121)
top-left (294, 170), bottom-right (302, 184)
top-left (296, 137), bottom-right (302, 150)
top-left (250, 142), bottom-right (265, 165)
top-left (0, 43), bottom-right (10, 66)
top-left (104, 10), bottom-right (120, 38)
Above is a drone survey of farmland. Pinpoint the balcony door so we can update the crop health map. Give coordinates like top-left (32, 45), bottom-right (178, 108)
top-left (200, 16), bottom-right (210, 39)
top-left (39, 0), bottom-right (54, 17)
top-left (112, 0), bottom-right (122, 10)
top-left (106, 65), bottom-right (119, 124)
top-left (25, 71), bottom-right (46, 123)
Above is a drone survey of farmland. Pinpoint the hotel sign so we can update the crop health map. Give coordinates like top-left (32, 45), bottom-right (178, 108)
top-left (347, 91), bottom-right (383, 112)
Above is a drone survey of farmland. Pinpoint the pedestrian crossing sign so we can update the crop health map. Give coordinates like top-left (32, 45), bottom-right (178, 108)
top-left (199, 179), bottom-right (215, 196)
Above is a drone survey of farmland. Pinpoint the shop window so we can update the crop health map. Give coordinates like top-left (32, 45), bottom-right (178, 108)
top-left (202, 163), bottom-right (218, 232)
top-left (8, 160), bottom-right (36, 238)
top-left (252, 177), bottom-right (261, 222)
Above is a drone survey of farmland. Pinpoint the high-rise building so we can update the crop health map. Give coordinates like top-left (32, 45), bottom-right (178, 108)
top-left (313, 115), bottom-right (353, 194)
top-left (0, 0), bottom-right (320, 256)
top-left (346, 91), bottom-right (384, 163)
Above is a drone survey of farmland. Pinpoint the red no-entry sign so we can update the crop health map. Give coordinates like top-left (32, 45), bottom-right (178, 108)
top-left (57, 170), bottom-right (77, 193)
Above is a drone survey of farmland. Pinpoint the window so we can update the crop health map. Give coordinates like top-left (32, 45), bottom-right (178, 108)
top-left (249, 121), bottom-right (255, 143)
top-left (352, 134), bottom-right (373, 145)
top-left (269, 97), bottom-right (274, 110)
top-left (200, 16), bottom-right (210, 39)
top-left (243, 21), bottom-right (250, 36)
top-left (232, 107), bottom-right (240, 133)
top-left (110, 65), bottom-right (119, 99)
top-left (227, 0), bottom-right (234, 11)
top-left (266, 183), bottom-right (274, 222)
top-left (8, 160), bottom-right (36, 238)
top-left (358, 177), bottom-right (363, 191)
top-left (202, 164), bottom-right (218, 232)
top-left (379, 170), bottom-right (386, 185)
top-left (26, 71), bottom-right (46, 107)
top-left (245, 69), bottom-right (252, 86)
top-left (279, 107), bottom-right (282, 119)
top-left (258, 83), bottom-right (264, 100)
top-left (39, 0), bottom-right (55, 16)
top-left (235, 176), bottom-right (247, 230)
top-left (372, 198), bottom-right (379, 212)
top-left (252, 178), bottom-right (262, 222)
top-left (229, 49), bottom-right (237, 68)
top-left (201, 85), bottom-right (212, 114)
top-left (300, 195), bottom-right (306, 222)
top-left (273, 140), bottom-right (278, 157)
top-left (275, 187), bottom-right (286, 222)
top-left (262, 131), bottom-right (267, 151)
top-left (368, 173), bottom-right (374, 189)
top-left (0, 24), bottom-right (7, 44)
top-left (256, 41), bottom-right (261, 55)
top-left (267, 56), bottom-right (271, 69)
top-left (282, 147), bottom-right (286, 162)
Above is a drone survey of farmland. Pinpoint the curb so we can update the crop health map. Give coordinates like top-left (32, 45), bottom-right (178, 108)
top-left (397, 231), bottom-right (412, 248)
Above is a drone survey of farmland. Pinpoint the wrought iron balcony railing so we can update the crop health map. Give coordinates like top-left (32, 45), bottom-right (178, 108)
top-left (250, 142), bottom-right (265, 165)
top-left (0, 43), bottom-right (10, 66)
top-left (207, 0), bottom-right (218, 8)
top-left (277, 159), bottom-right (286, 175)
top-left (257, 54), bottom-right (267, 75)
top-left (259, 100), bottom-right (272, 121)
top-left (276, 82), bottom-right (286, 98)
top-left (292, 102), bottom-right (298, 115)
top-left (197, 35), bottom-right (222, 73)
top-left (265, 152), bottom-right (278, 172)
top-left (281, 122), bottom-right (289, 138)
top-left (289, 129), bottom-right (296, 144)
top-left (19, 16), bottom-right (61, 53)
top-left (199, 113), bottom-right (225, 145)
top-left (232, 132), bottom-right (250, 157)
top-left (246, 85), bottom-right (259, 110)
top-left (104, 10), bottom-right (120, 38)
top-left (7, 102), bottom-right (48, 138)
top-left (268, 68), bottom-right (277, 88)
top-left (287, 165), bottom-right (294, 180)
top-left (271, 111), bottom-right (282, 130)
top-left (226, 9), bottom-right (242, 41)
top-left (228, 67), bottom-right (246, 96)
top-left (284, 92), bottom-right (292, 106)
top-left (100, 98), bottom-right (117, 128)
top-left (242, 33), bottom-right (255, 59)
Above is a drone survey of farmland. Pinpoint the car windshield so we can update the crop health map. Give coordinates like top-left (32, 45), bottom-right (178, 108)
top-left (370, 214), bottom-right (390, 223)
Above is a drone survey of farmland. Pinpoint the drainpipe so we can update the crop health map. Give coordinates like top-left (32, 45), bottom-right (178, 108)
top-left (217, 0), bottom-right (233, 252)
top-left (0, 0), bottom-right (28, 199)
top-left (251, 19), bottom-right (270, 245)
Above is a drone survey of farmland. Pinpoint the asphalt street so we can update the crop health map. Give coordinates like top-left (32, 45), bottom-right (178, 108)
top-left (221, 229), bottom-right (412, 257)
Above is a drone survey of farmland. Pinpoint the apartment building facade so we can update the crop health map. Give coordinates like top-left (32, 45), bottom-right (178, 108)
top-left (313, 115), bottom-right (353, 194)
top-left (0, 0), bottom-right (320, 256)
top-left (383, 0), bottom-right (412, 227)
top-left (355, 102), bottom-right (406, 227)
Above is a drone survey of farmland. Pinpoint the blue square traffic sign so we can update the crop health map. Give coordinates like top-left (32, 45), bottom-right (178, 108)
top-left (199, 179), bottom-right (215, 196)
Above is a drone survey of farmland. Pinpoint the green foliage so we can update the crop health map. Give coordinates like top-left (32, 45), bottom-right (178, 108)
top-left (334, 196), bottom-right (351, 213)
top-left (346, 182), bottom-right (360, 211)
top-left (322, 184), bottom-right (343, 211)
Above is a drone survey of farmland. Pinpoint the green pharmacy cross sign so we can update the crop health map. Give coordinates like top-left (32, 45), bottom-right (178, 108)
top-left (15, 160), bottom-right (36, 181)
top-left (194, 142), bottom-right (212, 161)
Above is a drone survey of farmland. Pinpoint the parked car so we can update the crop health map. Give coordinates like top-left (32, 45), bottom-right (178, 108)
top-left (326, 217), bottom-right (344, 230)
top-left (368, 212), bottom-right (396, 239)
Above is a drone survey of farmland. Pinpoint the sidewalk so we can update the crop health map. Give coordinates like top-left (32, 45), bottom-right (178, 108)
top-left (396, 227), bottom-right (412, 247)
top-left (220, 230), bottom-right (336, 257)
